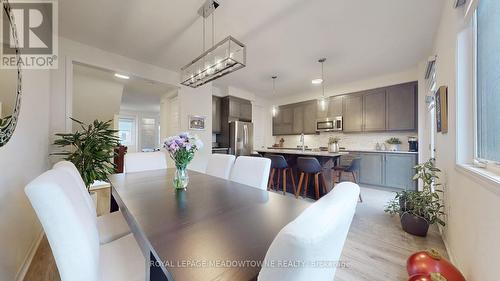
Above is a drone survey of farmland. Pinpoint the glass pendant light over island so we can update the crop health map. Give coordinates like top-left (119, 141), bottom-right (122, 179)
top-left (271, 75), bottom-right (278, 117)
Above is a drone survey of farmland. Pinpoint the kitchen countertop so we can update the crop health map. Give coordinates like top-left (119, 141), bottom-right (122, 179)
top-left (257, 148), bottom-right (418, 155)
top-left (255, 148), bottom-right (344, 157)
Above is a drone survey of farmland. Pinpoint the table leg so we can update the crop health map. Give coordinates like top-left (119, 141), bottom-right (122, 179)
top-left (149, 252), bottom-right (170, 281)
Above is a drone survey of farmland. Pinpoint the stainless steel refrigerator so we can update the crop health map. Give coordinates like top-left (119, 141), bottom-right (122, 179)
top-left (229, 121), bottom-right (253, 156)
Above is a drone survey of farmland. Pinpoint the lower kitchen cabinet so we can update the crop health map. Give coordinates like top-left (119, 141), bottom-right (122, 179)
top-left (358, 152), bottom-right (417, 190)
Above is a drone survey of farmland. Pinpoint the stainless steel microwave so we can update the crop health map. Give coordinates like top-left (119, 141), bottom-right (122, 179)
top-left (316, 117), bottom-right (343, 132)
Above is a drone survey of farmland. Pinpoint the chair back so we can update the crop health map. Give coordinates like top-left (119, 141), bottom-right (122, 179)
top-left (230, 156), bottom-right (271, 190)
top-left (124, 151), bottom-right (167, 173)
top-left (25, 169), bottom-right (100, 281)
top-left (297, 157), bottom-right (322, 174)
top-left (267, 155), bottom-right (288, 169)
top-left (346, 158), bottom-right (361, 173)
top-left (53, 161), bottom-right (96, 218)
top-left (258, 182), bottom-right (360, 281)
top-left (205, 154), bottom-right (236, 179)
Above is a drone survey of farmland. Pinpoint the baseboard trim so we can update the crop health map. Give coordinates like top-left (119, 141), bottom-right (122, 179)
top-left (438, 225), bottom-right (455, 264)
top-left (14, 230), bottom-right (44, 281)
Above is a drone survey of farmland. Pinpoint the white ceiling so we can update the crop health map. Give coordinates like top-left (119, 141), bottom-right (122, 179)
top-left (60, 0), bottom-right (444, 97)
top-left (73, 63), bottom-right (176, 113)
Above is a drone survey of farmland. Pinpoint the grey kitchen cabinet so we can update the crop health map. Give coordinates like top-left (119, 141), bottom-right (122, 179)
top-left (359, 153), bottom-right (384, 186)
top-left (225, 96), bottom-right (252, 121)
top-left (343, 94), bottom-right (364, 132)
top-left (240, 102), bottom-right (252, 121)
top-left (384, 154), bottom-right (417, 189)
top-left (363, 90), bottom-right (386, 131)
top-left (328, 96), bottom-right (343, 117)
top-left (386, 82), bottom-right (417, 131)
top-left (212, 96), bottom-right (221, 133)
top-left (273, 106), bottom-right (293, 135)
top-left (303, 101), bottom-right (317, 134)
top-left (292, 106), bottom-right (304, 134)
top-left (357, 152), bottom-right (417, 190)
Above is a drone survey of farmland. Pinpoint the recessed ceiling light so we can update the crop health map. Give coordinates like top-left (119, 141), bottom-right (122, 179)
top-left (311, 78), bottom-right (323, 85)
top-left (114, 73), bottom-right (130, 80)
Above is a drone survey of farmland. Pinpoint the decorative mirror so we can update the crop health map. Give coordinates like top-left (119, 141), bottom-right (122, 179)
top-left (0, 1), bottom-right (22, 147)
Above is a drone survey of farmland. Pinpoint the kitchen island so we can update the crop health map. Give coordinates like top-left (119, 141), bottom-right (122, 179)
top-left (256, 148), bottom-right (418, 192)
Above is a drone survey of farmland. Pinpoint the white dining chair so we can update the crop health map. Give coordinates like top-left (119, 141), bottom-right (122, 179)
top-left (53, 161), bottom-right (131, 244)
top-left (124, 151), bottom-right (167, 173)
top-left (230, 156), bottom-right (271, 190)
top-left (205, 154), bottom-right (236, 179)
top-left (258, 182), bottom-right (360, 281)
top-left (25, 169), bottom-right (145, 281)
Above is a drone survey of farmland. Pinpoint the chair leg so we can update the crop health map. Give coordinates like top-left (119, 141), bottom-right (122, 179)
top-left (314, 173), bottom-right (320, 200)
top-left (276, 169), bottom-right (281, 191)
top-left (295, 172), bottom-right (304, 198)
top-left (351, 171), bottom-right (363, 202)
top-left (290, 168), bottom-right (297, 195)
top-left (282, 169), bottom-right (287, 195)
top-left (320, 173), bottom-right (328, 194)
top-left (268, 168), bottom-right (275, 190)
top-left (303, 173), bottom-right (310, 198)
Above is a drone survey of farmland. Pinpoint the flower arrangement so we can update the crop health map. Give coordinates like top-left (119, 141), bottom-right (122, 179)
top-left (328, 136), bottom-right (340, 144)
top-left (163, 132), bottom-right (203, 190)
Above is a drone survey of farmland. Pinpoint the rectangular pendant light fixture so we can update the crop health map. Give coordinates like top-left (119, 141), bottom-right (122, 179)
top-left (181, 36), bottom-right (246, 88)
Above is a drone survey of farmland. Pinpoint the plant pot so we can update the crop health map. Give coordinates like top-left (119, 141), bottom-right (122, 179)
top-left (400, 212), bottom-right (429, 237)
top-left (89, 191), bottom-right (97, 207)
top-left (388, 144), bottom-right (400, 151)
top-left (328, 143), bottom-right (339, 153)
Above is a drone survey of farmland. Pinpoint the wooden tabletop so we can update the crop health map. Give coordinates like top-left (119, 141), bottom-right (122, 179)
top-left (108, 169), bottom-right (312, 281)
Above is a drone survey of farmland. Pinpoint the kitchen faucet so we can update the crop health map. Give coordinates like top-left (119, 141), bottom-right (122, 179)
top-left (300, 133), bottom-right (305, 151)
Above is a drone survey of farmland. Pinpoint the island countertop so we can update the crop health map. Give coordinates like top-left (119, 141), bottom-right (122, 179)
top-left (255, 148), bottom-right (418, 155)
top-left (255, 149), bottom-right (344, 157)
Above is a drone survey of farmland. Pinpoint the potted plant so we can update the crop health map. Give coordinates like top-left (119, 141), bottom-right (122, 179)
top-left (328, 136), bottom-right (340, 153)
top-left (386, 137), bottom-right (402, 151)
top-left (163, 132), bottom-right (203, 190)
top-left (52, 118), bottom-right (120, 193)
top-left (385, 159), bottom-right (445, 237)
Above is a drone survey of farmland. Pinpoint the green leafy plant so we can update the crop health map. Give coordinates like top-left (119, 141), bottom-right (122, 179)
top-left (52, 118), bottom-right (120, 190)
top-left (384, 158), bottom-right (445, 226)
top-left (328, 136), bottom-right (340, 144)
top-left (385, 137), bottom-right (402, 145)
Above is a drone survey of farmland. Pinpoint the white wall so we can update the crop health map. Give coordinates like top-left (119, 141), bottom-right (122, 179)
top-left (50, 37), bottom-right (179, 143)
top-left (178, 84), bottom-right (213, 172)
top-left (422, 2), bottom-right (500, 280)
top-left (73, 70), bottom-right (124, 129)
top-left (0, 70), bottom-right (51, 280)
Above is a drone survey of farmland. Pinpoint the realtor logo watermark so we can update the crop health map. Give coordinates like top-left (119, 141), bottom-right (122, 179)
top-left (1, 0), bottom-right (58, 69)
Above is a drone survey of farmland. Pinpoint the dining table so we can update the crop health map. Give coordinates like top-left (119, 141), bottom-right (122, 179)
top-left (108, 168), bottom-right (312, 281)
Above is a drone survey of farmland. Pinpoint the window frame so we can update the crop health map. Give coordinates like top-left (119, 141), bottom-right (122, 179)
top-left (472, 7), bottom-right (500, 173)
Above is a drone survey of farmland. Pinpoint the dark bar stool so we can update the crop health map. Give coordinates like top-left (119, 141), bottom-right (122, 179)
top-left (332, 158), bottom-right (363, 202)
top-left (295, 157), bottom-right (328, 200)
top-left (267, 155), bottom-right (296, 195)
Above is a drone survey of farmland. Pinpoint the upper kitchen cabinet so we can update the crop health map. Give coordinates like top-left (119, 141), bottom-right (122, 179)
top-left (363, 89), bottom-right (386, 131)
top-left (212, 96), bottom-right (221, 133)
top-left (226, 96), bottom-right (252, 121)
top-left (343, 94), bottom-right (364, 132)
top-left (273, 101), bottom-right (317, 136)
top-left (386, 82), bottom-right (418, 131)
top-left (316, 96), bottom-right (343, 118)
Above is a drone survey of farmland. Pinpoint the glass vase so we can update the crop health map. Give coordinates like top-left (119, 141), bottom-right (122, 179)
top-left (173, 166), bottom-right (189, 190)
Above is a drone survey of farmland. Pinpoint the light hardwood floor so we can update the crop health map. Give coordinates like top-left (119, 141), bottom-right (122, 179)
top-left (24, 186), bottom-right (447, 281)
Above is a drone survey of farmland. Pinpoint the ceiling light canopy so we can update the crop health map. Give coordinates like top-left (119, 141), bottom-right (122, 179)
top-left (180, 0), bottom-right (246, 88)
top-left (114, 73), bottom-right (130, 80)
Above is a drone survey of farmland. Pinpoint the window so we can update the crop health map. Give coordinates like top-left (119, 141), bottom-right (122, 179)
top-left (118, 117), bottom-right (136, 146)
top-left (475, 0), bottom-right (500, 163)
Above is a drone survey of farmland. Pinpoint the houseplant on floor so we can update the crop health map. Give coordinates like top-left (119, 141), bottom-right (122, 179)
top-left (163, 132), bottom-right (203, 190)
top-left (52, 118), bottom-right (120, 193)
top-left (385, 158), bottom-right (445, 237)
top-left (386, 137), bottom-right (402, 151)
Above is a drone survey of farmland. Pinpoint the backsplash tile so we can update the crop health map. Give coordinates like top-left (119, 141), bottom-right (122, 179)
top-left (274, 131), bottom-right (416, 151)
